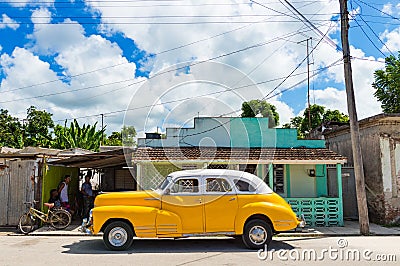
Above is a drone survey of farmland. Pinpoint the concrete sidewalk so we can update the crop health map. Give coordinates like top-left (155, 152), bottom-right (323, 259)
top-left (279, 221), bottom-right (400, 237)
top-left (3, 221), bottom-right (400, 237)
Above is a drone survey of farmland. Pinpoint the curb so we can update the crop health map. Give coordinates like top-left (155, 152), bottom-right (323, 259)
top-left (7, 232), bottom-right (400, 237)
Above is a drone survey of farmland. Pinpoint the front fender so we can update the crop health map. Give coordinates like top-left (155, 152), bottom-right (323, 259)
top-left (235, 201), bottom-right (299, 234)
top-left (92, 206), bottom-right (158, 237)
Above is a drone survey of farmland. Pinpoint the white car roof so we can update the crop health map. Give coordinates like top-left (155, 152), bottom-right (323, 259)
top-left (168, 169), bottom-right (273, 194)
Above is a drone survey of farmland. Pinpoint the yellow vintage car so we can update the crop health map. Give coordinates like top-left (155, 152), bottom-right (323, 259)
top-left (81, 169), bottom-right (304, 250)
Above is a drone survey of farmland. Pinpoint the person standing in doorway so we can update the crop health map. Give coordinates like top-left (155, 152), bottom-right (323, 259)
top-left (81, 171), bottom-right (94, 219)
top-left (58, 175), bottom-right (72, 213)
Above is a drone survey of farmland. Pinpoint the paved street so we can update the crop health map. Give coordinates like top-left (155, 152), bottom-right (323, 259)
top-left (0, 235), bottom-right (398, 266)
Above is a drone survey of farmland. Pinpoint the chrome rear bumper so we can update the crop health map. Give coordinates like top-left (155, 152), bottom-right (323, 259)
top-left (297, 214), bottom-right (306, 228)
top-left (79, 210), bottom-right (93, 235)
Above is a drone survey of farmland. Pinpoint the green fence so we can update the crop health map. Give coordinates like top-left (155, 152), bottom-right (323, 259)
top-left (285, 197), bottom-right (343, 227)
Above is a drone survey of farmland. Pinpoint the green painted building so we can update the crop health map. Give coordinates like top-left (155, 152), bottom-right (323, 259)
top-left (135, 117), bottom-right (347, 226)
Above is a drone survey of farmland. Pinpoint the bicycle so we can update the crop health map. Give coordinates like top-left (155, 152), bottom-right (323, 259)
top-left (18, 200), bottom-right (72, 234)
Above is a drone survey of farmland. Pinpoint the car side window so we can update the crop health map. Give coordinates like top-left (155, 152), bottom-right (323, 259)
top-left (171, 178), bottom-right (199, 193)
top-left (206, 178), bottom-right (232, 192)
top-left (234, 179), bottom-right (256, 192)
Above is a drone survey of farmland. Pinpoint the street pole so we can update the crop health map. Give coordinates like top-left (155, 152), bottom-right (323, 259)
top-left (101, 113), bottom-right (104, 145)
top-left (339, 0), bottom-right (370, 235)
top-left (298, 38), bottom-right (312, 133)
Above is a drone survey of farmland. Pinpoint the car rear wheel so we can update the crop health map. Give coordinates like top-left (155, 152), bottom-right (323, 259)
top-left (242, 219), bottom-right (272, 249)
top-left (103, 221), bottom-right (134, 251)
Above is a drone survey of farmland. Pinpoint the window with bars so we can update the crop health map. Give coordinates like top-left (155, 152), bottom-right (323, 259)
top-left (273, 164), bottom-right (285, 193)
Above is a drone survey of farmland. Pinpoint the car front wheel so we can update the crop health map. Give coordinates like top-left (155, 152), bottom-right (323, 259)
top-left (103, 221), bottom-right (134, 251)
top-left (242, 219), bottom-right (272, 249)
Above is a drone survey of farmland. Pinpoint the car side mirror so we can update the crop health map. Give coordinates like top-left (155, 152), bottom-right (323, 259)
top-left (164, 188), bottom-right (170, 195)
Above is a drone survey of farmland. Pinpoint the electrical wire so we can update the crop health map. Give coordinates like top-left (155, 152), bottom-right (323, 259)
top-left (352, 3), bottom-right (395, 57)
top-left (356, 0), bottom-right (400, 21)
top-left (351, 16), bottom-right (387, 58)
top-left (48, 59), bottom-right (342, 124)
top-left (0, 16), bottom-right (290, 93)
top-left (2, 25), bottom-right (321, 103)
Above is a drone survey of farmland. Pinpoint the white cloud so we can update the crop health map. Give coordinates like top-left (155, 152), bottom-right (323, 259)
top-left (5, 0), bottom-right (54, 8)
top-left (310, 46), bottom-right (383, 119)
top-left (0, 0), bottom-right (388, 136)
top-left (380, 28), bottom-right (400, 52)
top-left (1, 9), bottom-right (141, 133)
top-left (31, 8), bottom-right (52, 24)
top-left (382, 3), bottom-right (393, 15)
top-left (85, 0), bottom-right (344, 130)
top-left (0, 14), bottom-right (19, 30)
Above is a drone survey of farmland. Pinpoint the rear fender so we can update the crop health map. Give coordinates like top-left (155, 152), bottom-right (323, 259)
top-left (235, 202), bottom-right (299, 234)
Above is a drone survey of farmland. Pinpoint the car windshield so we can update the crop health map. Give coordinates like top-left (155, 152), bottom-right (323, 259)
top-left (157, 176), bottom-right (172, 191)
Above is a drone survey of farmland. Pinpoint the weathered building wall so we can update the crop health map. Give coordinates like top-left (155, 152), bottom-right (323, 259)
top-left (324, 118), bottom-right (400, 224)
top-left (0, 159), bottom-right (35, 226)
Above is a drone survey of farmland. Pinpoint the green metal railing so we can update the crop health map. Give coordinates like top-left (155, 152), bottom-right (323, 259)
top-left (285, 197), bottom-right (344, 227)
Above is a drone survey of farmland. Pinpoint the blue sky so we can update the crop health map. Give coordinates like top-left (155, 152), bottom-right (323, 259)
top-left (0, 0), bottom-right (399, 135)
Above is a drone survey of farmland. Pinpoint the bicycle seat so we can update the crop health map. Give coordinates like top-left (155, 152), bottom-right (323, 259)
top-left (44, 203), bottom-right (54, 208)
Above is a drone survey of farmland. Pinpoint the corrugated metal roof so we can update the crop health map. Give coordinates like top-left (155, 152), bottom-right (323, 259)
top-left (133, 147), bottom-right (347, 164)
top-left (49, 148), bottom-right (134, 168)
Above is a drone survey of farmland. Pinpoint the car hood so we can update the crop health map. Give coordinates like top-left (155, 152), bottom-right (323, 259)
top-left (94, 190), bottom-right (161, 208)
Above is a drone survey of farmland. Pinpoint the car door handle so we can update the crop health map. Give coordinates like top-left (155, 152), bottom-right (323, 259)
top-left (229, 197), bottom-right (236, 201)
top-left (196, 199), bottom-right (202, 203)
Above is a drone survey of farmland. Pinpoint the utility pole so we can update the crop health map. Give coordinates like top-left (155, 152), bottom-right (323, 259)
top-left (339, 0), bottom-right (370, 235)
top-left (101, 114), bottom-right (104, 145)
top-left (298, 37), bottom-right (313, 133)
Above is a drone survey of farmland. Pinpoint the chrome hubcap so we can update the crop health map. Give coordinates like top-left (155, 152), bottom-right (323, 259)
top-left (108, 227), bottom-right (128, 247)
top-left (249, 225), bottom-right (267, 245)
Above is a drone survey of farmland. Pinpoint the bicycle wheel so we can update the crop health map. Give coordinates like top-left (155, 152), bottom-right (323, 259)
top-left (50, 209), bottom-right (71, 230)
top-left (18, 213), bottom-right (34, 234)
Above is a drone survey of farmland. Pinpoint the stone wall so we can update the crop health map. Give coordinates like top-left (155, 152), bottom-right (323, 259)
top-left (324, 117), bottom-right (400, 224)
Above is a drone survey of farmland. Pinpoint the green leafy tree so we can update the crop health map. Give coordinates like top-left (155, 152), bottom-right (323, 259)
top-left (241, 99), bottom-right (279, 127)
top-left (282, 116), bottom-right (305, 138)
top-left (0, 109), bottom-right (24, 148)
top-left (24, 106), bottom-right (54, 147)
top-left (51, 119), bottom-right (105, 151)
top-left (285, 104), bottom-right (349, 138)
top-left (323, 109), bottom-right (349, 123)
top-left (104, 131), bottom-right (123, 146)
top-left (372, 53), bottom-right (400, 113)
top-left (103, 126), bottom-right (137, 146)
top-left (121, 125), bottom-right (137, 147)
top-left (300, 104), bottom-right (326, 134)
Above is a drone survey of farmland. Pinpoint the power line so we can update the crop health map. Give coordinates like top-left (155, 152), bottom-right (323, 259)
top-left (356, 0), bottom-right (400, 21)
top-left (355, 15), bottom-right (395, 56)
top-left (261, 24), bottom-right (332, 101)
top-left (2, 26), bottom-right (321, 104)
top-left (278, 0), bottom-right (341, 51)
top-left (0, 16), bottom-right (289, 93)
top-left (352, 56), bottom-right (385, 63)
top-left (1, 20), bottom-right (335, 25)
top-left (0, 36), bottom-right (278, 104)
top-left (50, 58), bottom-right (342, 127)
top-left (3, 14), bottom-right (341, 19)
top-left (0, 1), bottom-right (334, 8)
top-left (350, 16), bottom-right (387, 58)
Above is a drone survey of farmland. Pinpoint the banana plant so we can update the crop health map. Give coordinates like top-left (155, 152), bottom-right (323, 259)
top-left (51, 119), bottom-right (105, 151)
